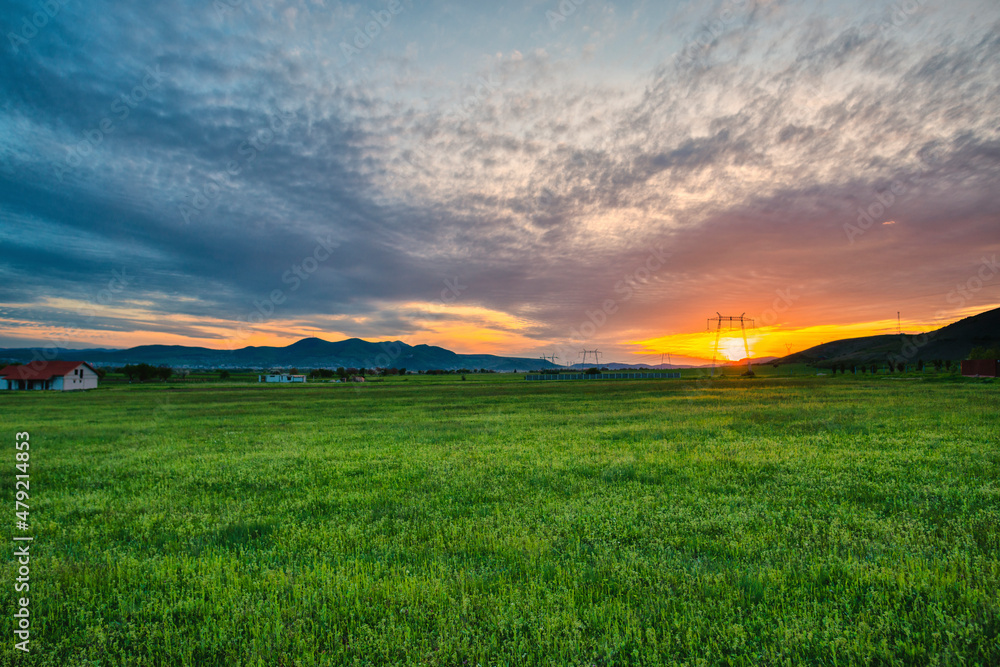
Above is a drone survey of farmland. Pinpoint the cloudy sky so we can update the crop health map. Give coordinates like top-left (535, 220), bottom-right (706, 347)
top-left (2, 0), bottom-right (999, 364)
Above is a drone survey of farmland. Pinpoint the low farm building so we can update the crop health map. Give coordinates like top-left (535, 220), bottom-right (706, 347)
top-left (259, 374), bottom-right (307, 383)
top-left (0, 361), bottom-right (99, 391)
top-left (961, 359), bottom-right (999, 377)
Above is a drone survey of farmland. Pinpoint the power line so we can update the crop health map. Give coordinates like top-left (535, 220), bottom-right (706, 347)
top-left (707, 312), bottom-right (755, 377)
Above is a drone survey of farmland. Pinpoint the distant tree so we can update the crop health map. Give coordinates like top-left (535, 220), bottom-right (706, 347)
top-left (95, 367), bottom-right (108, 380)
top-left (398, 368), bottom-right (406, 375)
top-left (969, 346), bottom-right (1000, 360)
top-left (156, 366), bottom-right (173, 382)
top-left (289, 368), bottom-right (299, 375)
top-left (887, 360), bottom-right (896, 373)
top-left (121, 363), bottom-right (158, 382)
top-left (945, 359), bottom-right (954, 371)
top-left (871, 364), bottom-right (878, 374)
top-left (932, 359), bottom-right (943, 372)
top-left (219, 370), bottom-right (230, 380)
top-left (461, 374), bottom-right (466, 380)
top-left (176, 368), bottom-right (190, 380)
top-left (917, 359), bottom-right (924, 372)
top-left (585, 368), bottom-right (599, 375)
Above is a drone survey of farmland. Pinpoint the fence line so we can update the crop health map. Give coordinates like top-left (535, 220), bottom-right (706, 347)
top-left (524, 372), bottom-right (681, 381)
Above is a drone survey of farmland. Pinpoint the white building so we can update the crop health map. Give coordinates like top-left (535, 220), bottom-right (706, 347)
top-left (259, 374), bottom-right (307, 383)
top-left (0, 361), bottom-right (99, 391)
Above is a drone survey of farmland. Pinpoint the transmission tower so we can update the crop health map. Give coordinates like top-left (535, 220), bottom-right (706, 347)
top-left (539, 354), bottom-right (559, 367)
top-left (707, 312), bottom-right (755, 376)
top-left (579, 349), bottom-right (601, 366)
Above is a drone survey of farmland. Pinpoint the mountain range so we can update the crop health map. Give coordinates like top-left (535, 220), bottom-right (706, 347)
top-left (0, 338), bottom-right (561, 372)
top-left (2, 306), bottom-right (996, 372)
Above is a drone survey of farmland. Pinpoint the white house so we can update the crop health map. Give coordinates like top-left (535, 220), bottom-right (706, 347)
top-left (0, 361), bottom-right (99, 391)
top-left (258, 374), bottom-right (307, 383)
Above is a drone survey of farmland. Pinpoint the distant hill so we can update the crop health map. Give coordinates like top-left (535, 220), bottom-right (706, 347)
top-left (0, 338), bottom-right (560, 372)
top-left (778, 306), bottom-right (1000, 366)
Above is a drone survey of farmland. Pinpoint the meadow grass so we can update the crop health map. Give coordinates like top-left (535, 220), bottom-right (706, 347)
top-left (2, 375), bottom-right (998, 665)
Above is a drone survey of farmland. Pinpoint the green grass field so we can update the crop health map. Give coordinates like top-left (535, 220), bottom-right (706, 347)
top-left (2, 375), bottom-right (999, 665)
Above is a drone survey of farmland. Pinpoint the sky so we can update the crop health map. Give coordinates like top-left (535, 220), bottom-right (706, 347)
top-left (1, 0), bottom-right (999, 365)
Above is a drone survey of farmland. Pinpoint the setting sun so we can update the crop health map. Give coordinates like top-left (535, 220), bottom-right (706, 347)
top-left (720, 337), bottom-right (750, 361)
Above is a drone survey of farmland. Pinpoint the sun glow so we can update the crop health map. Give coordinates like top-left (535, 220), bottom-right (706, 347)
top-left (720, 337), bottom-right (749, 361)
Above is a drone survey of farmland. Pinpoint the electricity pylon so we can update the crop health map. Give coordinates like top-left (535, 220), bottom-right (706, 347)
top-left (707, 312), bottom-right (755, 376)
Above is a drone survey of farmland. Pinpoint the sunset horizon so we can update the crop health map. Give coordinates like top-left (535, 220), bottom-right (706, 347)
top-left (3, 0), bottom-right (999, 366)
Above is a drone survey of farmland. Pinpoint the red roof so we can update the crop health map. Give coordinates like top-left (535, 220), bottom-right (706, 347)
top-left (0, 361), bottom-right (97, 381)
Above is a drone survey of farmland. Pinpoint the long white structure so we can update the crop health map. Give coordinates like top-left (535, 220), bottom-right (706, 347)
top-left (259, 374), bottom-right (307, 383)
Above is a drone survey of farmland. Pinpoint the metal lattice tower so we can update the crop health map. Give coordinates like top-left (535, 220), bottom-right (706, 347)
top-left (579, 349), bottom-right (602, 366)
top-left (707, 312), bottom-right (755, 376)
top-left (539, 354), bottom-right (559, 367)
